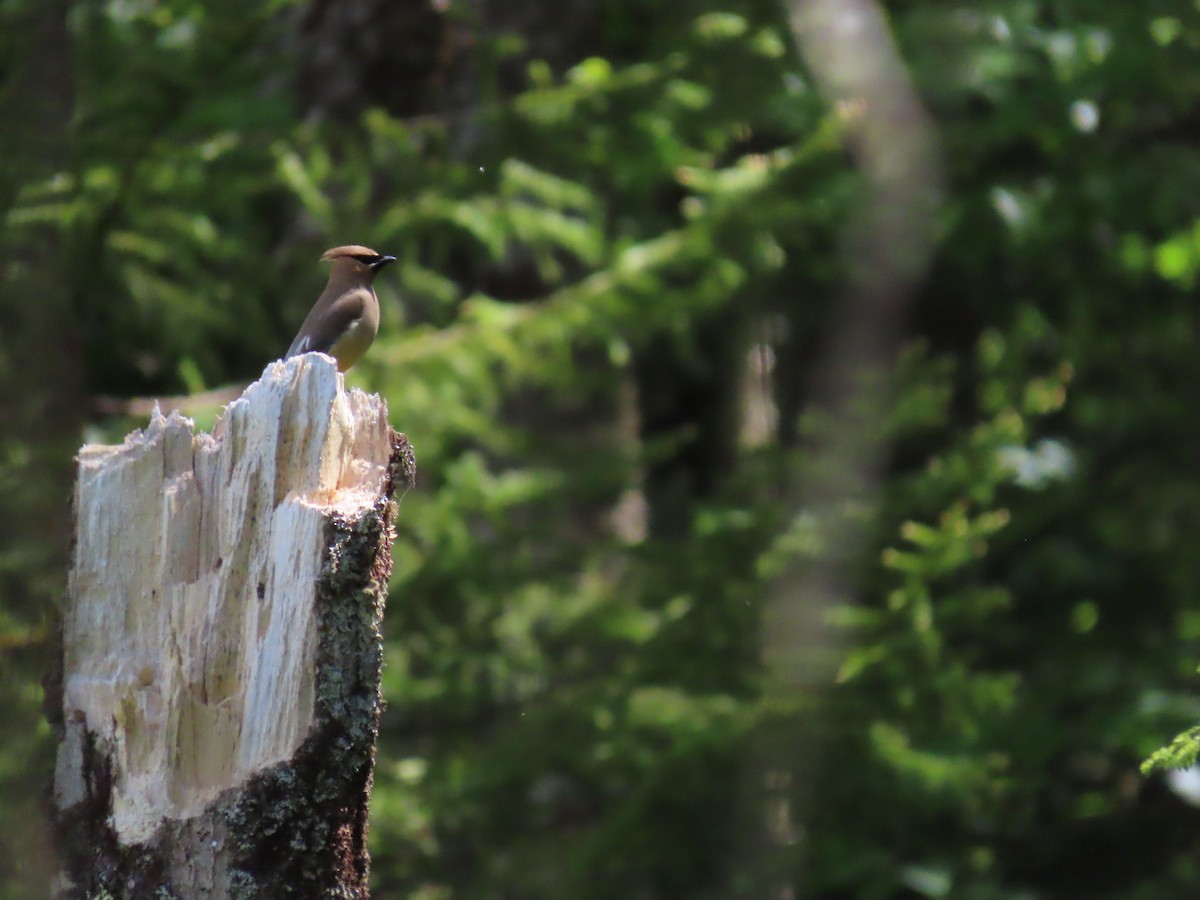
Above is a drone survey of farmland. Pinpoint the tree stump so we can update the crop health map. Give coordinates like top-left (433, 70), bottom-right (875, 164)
top-left (48, 354), bottom-right (415, 898)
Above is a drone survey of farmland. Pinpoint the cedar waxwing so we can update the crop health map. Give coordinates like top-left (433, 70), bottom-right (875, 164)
top-left (285, 245), bottom-right (396, 372)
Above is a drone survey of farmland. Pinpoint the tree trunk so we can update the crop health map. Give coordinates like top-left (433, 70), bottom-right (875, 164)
top-left (48, 354), bottom-right (415, 899)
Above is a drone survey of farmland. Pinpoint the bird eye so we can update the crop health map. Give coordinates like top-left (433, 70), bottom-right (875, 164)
top-left (354, 255), bottom-right (376, 265)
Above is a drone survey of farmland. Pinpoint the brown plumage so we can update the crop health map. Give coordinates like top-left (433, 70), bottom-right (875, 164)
top-left (286, 244), bottom-right (396, 372)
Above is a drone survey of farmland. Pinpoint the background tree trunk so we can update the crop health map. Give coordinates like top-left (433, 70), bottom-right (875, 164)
top-left (0, 0), bottom-right (77, 885)
top-left (48, 355), bottom-right (414, 899)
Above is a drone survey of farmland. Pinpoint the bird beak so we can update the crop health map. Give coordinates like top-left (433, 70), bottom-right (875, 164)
top-left (371, 255), bottom-right (397, 270)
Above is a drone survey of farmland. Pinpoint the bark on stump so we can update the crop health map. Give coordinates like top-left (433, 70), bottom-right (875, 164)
top-left (48, 354), bottom-right (415, 898)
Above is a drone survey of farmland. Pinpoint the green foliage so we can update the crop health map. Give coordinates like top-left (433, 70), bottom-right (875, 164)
top-left (5, 0), bottom-right (1200, 898)
top-left (1143, 727), bottom-right (1200, 775)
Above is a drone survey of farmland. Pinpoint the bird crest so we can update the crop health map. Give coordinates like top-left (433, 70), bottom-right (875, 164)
top-left (321, 244), bottom-right (381, 262)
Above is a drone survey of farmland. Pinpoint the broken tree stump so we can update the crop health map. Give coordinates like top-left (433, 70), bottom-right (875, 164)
top-left (49, 354), bottom-right (415, 899)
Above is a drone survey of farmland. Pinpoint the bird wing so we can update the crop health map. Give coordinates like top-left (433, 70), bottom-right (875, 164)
top-left (286, 290), bottom-right (366, 358)
top-left (286, 331), bottom-right (312, 358)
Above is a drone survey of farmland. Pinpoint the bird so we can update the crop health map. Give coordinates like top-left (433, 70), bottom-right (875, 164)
top-left (285, 245), bottom-right (396, 372)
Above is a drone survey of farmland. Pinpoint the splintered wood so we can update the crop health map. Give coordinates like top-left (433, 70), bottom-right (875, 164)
top-left (52, 353), bottom-right (406, 896)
